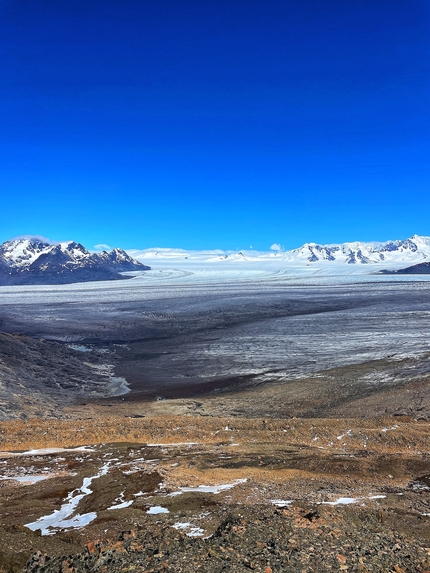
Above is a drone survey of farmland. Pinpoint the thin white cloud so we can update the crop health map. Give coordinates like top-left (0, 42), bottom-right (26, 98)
top-left (11, 234), bottom-right (57, 244)
top-left (270, 243), bottom-right (282, 251)
top-left (94, 243), bottom-right (111, 250)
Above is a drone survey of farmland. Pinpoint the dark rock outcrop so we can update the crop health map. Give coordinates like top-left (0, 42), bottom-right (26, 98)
top-left (396, 262), bottom-right (430, 274)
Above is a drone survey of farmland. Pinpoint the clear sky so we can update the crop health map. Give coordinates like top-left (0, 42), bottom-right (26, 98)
top-left (1, 0), bottom-right (429, 250)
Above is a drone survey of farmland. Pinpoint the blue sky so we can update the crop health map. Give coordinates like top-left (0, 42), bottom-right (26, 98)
top-left (1, 0), bottom-right (429, 250)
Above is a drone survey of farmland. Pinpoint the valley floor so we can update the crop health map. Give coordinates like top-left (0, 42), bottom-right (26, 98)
top-left (1, 273), bottom-right (430, 571)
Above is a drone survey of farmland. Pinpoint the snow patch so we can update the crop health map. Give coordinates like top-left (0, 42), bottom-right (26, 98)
top-left (0, 447), bottom-right (94, 458)
top-left (271, 499), bottom-right (294, 507)
top-left (0, 474), bottom-right (51, 484)
top-left (25, 463), bottom-right (110, 535)
top-left (321, 497), bottom-right (358, 506)
top-left (107, 500), bottom-right (134, 510)
top-left (147, 505), bottom-right (169, 514)
top-left (170, 479), bottom-right (247, 496)
top-left (172, 522), bottom-right (205, 537)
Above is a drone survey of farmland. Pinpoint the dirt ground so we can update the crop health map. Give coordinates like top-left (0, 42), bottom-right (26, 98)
top-left (1, 415), bottom-right (430, 572)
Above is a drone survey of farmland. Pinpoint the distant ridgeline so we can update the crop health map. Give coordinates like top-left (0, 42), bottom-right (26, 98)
top-left (0, 238), bottom-right (150, 285)
top-left (1, 235), bottom-right (430, 286)
top-left (129, 235), bottom-right (430, 273)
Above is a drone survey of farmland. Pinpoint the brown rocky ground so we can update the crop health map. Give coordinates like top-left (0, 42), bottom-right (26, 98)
top-left (22, 507), bottom-right (430, 573)
top-left (0, 416), bottom-right (430, 572)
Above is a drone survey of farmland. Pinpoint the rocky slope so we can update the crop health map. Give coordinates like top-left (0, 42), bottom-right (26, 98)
top-left (397, 262), bottom-right (430, 274)
top-left (22, 508), bottom-right (430, 573)
top-left (0, 239), bottom-right (149, 285)
top-left (0, 332), bottom-right (127, 419)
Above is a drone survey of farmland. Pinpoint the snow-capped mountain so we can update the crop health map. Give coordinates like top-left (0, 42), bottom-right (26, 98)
top-left (2, 235), bottom-right (429, 284)
top-left (282, 235), bottom-right (430, 265)
top-left (284, 235), bottom-right (430, 264)
top-left (0, 238), bottom-right (150, 285)
top-left (128, 235), bottom-right (430, 274)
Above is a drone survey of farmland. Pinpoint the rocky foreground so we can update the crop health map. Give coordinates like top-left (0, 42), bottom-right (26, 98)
top-left (0, 416), bottom-right (429, 572)
top-left (24, 506), bottom-right (430, 573)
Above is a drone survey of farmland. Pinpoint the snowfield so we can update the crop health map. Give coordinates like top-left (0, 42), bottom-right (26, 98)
top-left (127, 234), bottom-right (430, 275)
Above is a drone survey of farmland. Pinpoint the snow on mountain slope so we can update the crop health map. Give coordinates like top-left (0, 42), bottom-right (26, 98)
top-left (0, 238), bottom-right (52, 268)
top-left (127, 235), bottom-right (430, 275)
top-left (0, 238), bottom-right (149, 285)
top-left (282, 235), bottom-right (430, 265)
top-left (2, 235), bottom-right (429, 285)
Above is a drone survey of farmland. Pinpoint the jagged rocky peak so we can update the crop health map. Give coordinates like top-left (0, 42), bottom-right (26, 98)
top-left (107, 247), bottom-right (134, 261)
top-left (283, 235), bottom-right (430, 264)
top-left (0, 237), bottom-right (150, 285)
top-left (91, 246), bottom-right (148, 272)
top-left (0, 237), bottom-right (51, 267)
top-left (58, 241), bottom-right (90, 258)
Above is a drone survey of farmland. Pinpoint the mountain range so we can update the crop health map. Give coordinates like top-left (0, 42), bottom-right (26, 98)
top-left (0, 239), bottom-right (149, 285)
top-left (128, 235), bottom-right (430, 274)
top-left (282, 235), bottom-right (430, 266)
top-left (1, 235), bottom-right (430, 286)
